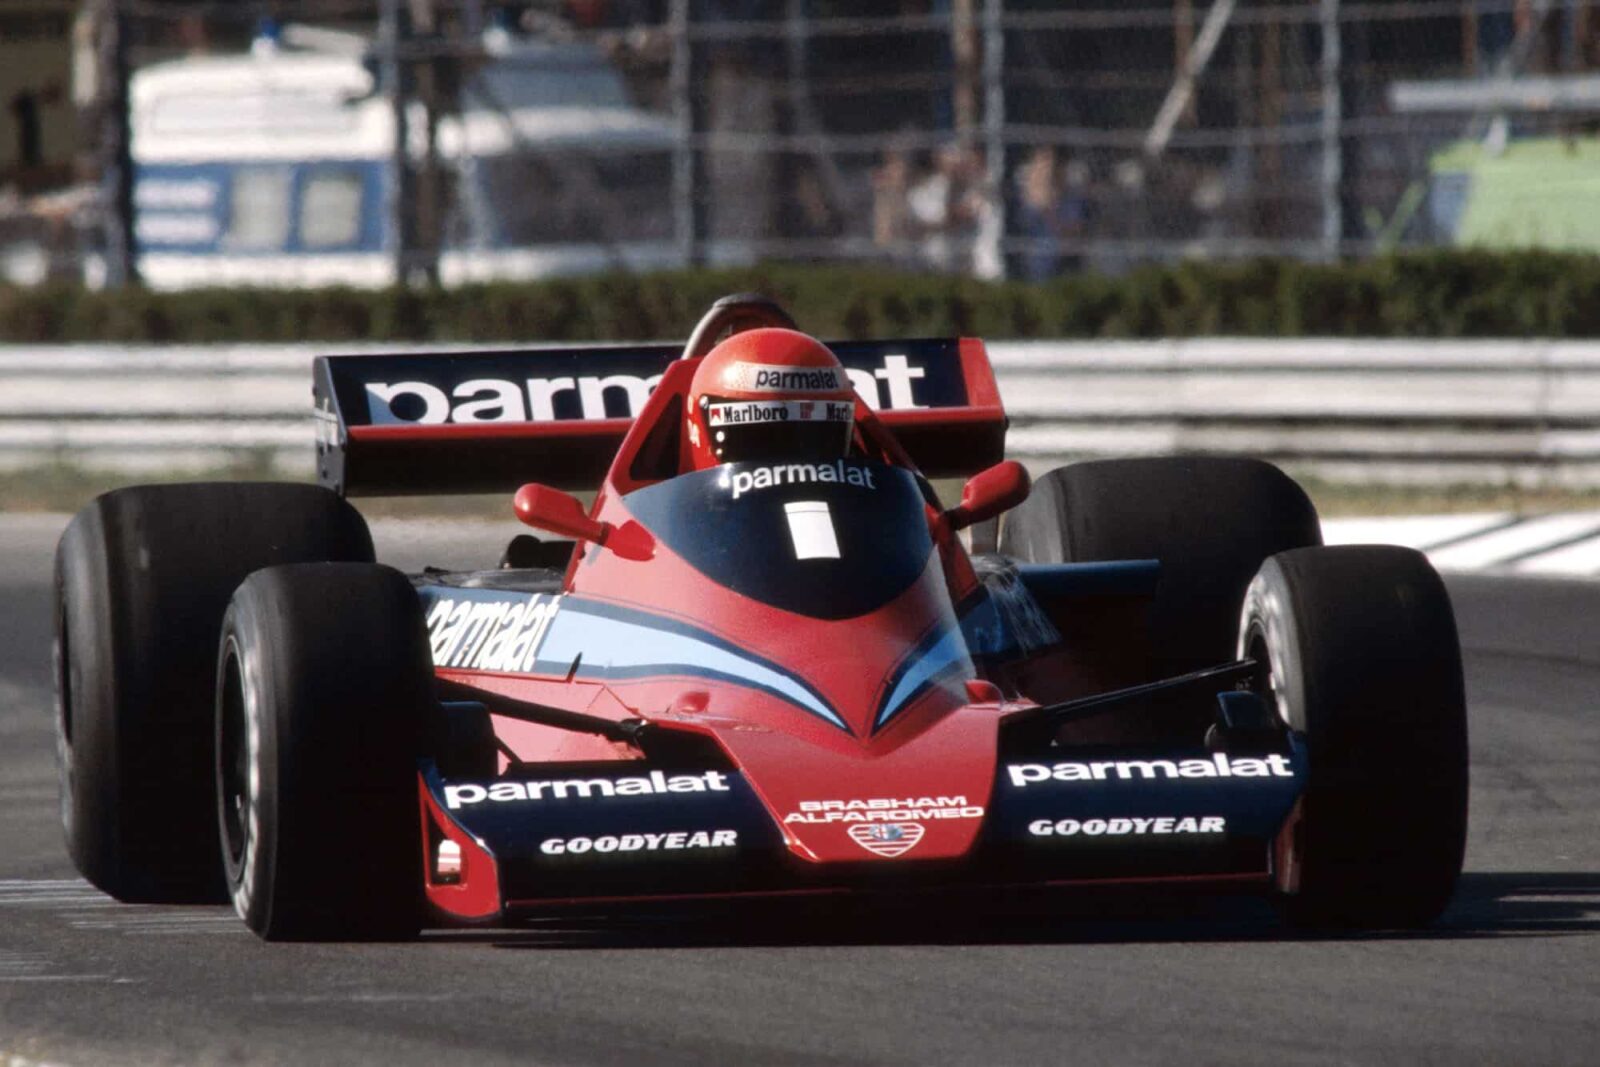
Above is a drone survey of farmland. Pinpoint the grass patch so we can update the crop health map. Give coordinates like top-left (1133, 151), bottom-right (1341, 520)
top-left (1291, 475), bottom-right (1600, 517)
top-left (0, 461), bottom-right (523, 519)
top-left (0, 455), bottom-right (283, 513)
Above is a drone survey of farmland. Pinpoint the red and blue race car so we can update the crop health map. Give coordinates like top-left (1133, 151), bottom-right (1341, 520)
top-left (53, 295), bottom-right (1468, 940)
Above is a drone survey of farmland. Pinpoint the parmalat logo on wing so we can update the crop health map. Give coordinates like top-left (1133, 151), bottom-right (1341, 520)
top-left (363, 354), bottom-right (928, 423)
top-left (1006, 754), bottom-right (1294, 788)
top-left (443, 770), bottom-right (731, 811)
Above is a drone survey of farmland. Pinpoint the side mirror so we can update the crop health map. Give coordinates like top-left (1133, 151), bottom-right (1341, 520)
top-left (941, 460), bottom-right (1030, 532)
top-left (513, 484), bottom-right (654, 561)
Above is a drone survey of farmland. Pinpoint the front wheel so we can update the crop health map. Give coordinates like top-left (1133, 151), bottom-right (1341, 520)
top-left (217, 563), bottom-right (431, 941)
top-left (999, 457), bottom-right (1322, 677)
top-left (54, 482), bottom-right (373, 903)
top-left (1240, 546), bottom-right (1468, 928)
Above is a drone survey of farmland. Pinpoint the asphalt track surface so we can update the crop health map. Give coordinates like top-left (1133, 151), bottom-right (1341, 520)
top-left (1, 514), bottom-right (1596, 1066)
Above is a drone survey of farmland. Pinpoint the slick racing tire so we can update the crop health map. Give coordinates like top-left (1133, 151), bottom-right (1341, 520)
top-left (53, 483), bottom-right (373, 903)
top-left (997, 457), bottom-right (1321, 677)
top-left (217, 563), bottom-right (429, 941)
top-left (1239, 546), bottom-right (1468, 929)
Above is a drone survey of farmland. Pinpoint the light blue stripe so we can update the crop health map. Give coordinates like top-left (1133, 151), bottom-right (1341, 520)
top-left (875, 626), bottom-right (974, 729)
top-left (535, 605), bottom-right (848, 731)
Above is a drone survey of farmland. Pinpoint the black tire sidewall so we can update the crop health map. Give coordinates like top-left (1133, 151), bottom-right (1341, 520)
top-left (999, 457), bottom-right (1322, 675)
top-left (1240, 545), bottom-right (1469, 927)
top-left (216, 605), bottom-right (276, 934)
top-left (51, 483), bottom-right (373, 904)
top-left (218, 563), bottom-right (429, 941)
top-left (53, 507), bottom-right (122, 894)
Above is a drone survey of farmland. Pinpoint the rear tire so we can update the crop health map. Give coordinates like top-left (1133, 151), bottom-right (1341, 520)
top-left (998, 457), bottom-right (1321, 676)
top-left (1239, 546), bottom-right (1468, 928)
top-left (53, 483), bottom-right (373, 903)
top-left (217, 563), bottom-right (430, 941)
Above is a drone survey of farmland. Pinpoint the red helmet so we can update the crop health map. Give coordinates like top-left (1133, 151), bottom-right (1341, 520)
top-left (685, 328), bottom-right (856, 470)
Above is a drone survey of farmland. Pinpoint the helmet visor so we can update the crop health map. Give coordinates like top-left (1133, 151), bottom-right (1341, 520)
top-left (703, 397), bottom-right (854, 464)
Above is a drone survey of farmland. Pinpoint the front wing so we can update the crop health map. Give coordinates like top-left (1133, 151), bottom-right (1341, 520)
top-left (415, 742), bottom-right (1306, 921)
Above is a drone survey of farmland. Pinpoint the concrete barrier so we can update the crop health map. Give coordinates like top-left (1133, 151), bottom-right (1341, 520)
top-left (5, 339), bottom-right (1600, 485)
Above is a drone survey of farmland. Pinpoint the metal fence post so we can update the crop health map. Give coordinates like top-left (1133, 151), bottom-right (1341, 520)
top-left (380, 0), bottom-right (415, 286)
top-left (982, 0), bottom-right (1006, 280)
top-left (1320, 0), bottom-right (1343, 261)
top-left (96, 0), bottom-right (138, 289)
top-left (409, 0), bottom-right (443, 287)
top-left (670, 0), bottom-right (702, 268)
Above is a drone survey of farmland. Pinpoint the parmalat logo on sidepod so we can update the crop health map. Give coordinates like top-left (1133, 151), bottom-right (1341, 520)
top-left (426, 593), bottom-right (561, 674)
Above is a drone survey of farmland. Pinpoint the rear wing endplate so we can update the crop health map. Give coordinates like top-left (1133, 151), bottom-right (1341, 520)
top-left (313, 339), bottom-right (1005, 495)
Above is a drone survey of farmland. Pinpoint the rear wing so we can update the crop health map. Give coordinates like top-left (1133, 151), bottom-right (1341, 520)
top-left (313, 339), bottom-right (1005, 495)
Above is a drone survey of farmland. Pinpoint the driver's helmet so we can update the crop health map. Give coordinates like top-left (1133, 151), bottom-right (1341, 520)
top-left (686, 328), bottom-right (856, 470)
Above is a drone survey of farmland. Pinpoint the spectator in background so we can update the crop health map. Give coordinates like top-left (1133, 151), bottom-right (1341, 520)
top-left (906, 141), bottom-right (996, 276)
top-left (871, 144), bottom-right (913, 265)
top-left (906, 145), bottom-right (957, 271)
top-left (1014, 145), bottom-right (1088, 280)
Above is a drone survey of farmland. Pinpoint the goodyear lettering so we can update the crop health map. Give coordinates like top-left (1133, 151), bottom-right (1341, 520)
top-left (1027, 816), bottom-right (1227, 836)
top-left (784, 795), bottom-right (984, 825)
top-left (425, 594), bottom-right (560, 674)
top-left (539, 829), bottom-right (738, 855)
top-left (727, 459), bottom-right (876, 501)
top-left (1005, 753), bottom-right (1295, 788)
top-left (443, 770), bottom-right (731, 811)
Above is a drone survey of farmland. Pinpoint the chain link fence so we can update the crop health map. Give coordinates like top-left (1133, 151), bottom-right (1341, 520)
top-left (3, 1), bottom-right (1598, 289)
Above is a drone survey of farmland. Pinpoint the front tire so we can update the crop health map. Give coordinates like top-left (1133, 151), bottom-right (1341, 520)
top-left (53, 483), bottom-right (373, 903)
top-left (217, 563), bottom-right (431, 941)
top-left (1240, 546), bottom-right (1468, 928)
top-left (999, 457), bottom-right (1322, 677)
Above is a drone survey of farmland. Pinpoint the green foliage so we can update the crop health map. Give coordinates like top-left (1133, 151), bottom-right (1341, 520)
top-left (6, 251), bottom-right (1600, 343)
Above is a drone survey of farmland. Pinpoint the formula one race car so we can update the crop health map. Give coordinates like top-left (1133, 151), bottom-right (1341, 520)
top-left (53, 295), bottom-right (1468, 940)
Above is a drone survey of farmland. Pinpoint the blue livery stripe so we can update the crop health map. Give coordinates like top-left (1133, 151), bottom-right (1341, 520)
top-left (534, 598), bottom-right (851, 733)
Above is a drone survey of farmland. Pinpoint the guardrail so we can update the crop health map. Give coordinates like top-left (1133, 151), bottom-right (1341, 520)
top-left (5, 340), bottom-right (1600, 486)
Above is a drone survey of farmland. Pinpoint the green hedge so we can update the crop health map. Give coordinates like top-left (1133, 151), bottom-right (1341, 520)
top-left (7, 250), bottom-right (1600, 343)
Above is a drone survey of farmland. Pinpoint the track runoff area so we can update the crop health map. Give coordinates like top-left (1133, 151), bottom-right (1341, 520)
top-left (0, 511), bottom-right (1596, 1066)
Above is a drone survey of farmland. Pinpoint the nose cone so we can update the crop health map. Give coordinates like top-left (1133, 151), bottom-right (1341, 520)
top-left (705, 703), bottom-right (1002, 864)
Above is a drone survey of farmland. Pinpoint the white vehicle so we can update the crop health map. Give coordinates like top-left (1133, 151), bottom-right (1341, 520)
top-left (128, 34), bottom-right (679, 289)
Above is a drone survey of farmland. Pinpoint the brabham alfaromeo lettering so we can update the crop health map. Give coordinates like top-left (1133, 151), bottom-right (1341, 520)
top-left (1006, 754), bottom-right (1294, 788)
top-left (444, 770), bottom-right (731, 810)
top-left (784, 796), bottom-right (984, 824)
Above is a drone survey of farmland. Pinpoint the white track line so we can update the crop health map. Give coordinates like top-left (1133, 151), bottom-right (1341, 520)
top-left (1320, 513), bottom-right (1514, 551)
top-left (1421, 513), bottom-right (1600, 571)
top-left (1509, 535), bottom-right (1600, 577)
top-left (1323, 511), bottom-right (1600, 576)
